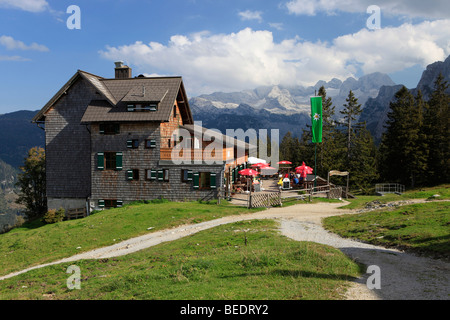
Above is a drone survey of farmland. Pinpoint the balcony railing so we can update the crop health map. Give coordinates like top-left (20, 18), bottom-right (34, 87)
top-left (160, 147), bottom-right (235, 162)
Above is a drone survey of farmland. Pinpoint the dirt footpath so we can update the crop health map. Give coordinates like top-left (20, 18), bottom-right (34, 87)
top-left (1, 201), bottom-right (449, 300)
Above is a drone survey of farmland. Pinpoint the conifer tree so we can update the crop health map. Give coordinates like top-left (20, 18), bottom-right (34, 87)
top-left (379, 86), bottom-right (427, 187)
top-left (411, 90), bottom-right (429, 187)
top-left (348, 125), bottom-right (378, 193)
top-left (340, 90), bottom-right (363, 164)
top-left (424, 73), bottom-right (450, 184)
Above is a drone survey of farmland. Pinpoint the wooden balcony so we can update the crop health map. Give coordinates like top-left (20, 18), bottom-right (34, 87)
top-left (160, 147), bottom-right (235, 163)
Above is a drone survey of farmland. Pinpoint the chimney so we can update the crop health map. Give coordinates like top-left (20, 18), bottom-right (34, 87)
top-left (114, 61), bottom-right (132, 79)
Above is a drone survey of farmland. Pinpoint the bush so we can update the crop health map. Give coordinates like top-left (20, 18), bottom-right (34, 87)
top-left (43, 207), bottom-right (65, 224)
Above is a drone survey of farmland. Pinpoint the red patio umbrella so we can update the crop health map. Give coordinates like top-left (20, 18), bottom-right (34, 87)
top-left (277, 160), bottom-right (292, 165)
top-left (251, 163), bottom-right (268, 168)
top-left (238, 168), bottom-right (259, 176)
top-left (295, 162), bottom-right (313, 178)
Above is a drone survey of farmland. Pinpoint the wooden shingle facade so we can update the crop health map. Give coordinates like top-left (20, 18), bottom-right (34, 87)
top-left (33, 62), bottom-right (250, 213)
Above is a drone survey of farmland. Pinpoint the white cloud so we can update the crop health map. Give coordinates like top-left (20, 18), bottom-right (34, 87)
top-left (100, 20), bottom-right (450, 95)
top-left (285, 0), bottom-right (450, 19)
top-left (0, 0), bottom-right (49, 12)
top-left (0, 35), bottom-right (49, 52)
top-left (269, 22), bottom-right (284, 30)
top-left (333, 20), bottom-right (450, 74)
top-left (0, 55), bottom-right (30, 61)
top-left (238, 10), bottom-right (263, 22)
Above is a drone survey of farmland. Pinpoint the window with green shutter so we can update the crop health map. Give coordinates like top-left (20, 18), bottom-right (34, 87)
top-left (98, 199), bottom-right (105, 208)
top-left (157, 170), bottom-right (164, 181)
top-left (116, 200), bottom-right (123, 207)
top-left (100, 152), bottom-right (123, 171)
top-left (97, 152), bottom-right (104, 170)
top-left (193, 172), bottom-right (199, 189)
top-left (181, 169), bottom-right (193, 182)
top-left (210, 172), bottom-right (217, 189)
top-left (127, 139), bottom-right (139, 149)
top-left (127, 170), bottom-right (133, 180)
top-left (145, 139), bottom-right (156, 148)
top-left (127, 169), bottom-right (139, 180)
top-left (115, 152), bottom-right (123, 170)
top-left (145, 169), bottom-right (157, 180)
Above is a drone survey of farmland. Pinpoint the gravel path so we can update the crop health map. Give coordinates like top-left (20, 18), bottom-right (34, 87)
top-left (1, 201), bottom-right (449, 300)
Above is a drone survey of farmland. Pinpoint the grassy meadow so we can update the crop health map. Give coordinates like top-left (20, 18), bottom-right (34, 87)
top-left (0, 219), bottom-right (362, 300)
top-left (324, 185), bottom-right (450, 260)
top-left (0, 200), bottom-right (263, 277)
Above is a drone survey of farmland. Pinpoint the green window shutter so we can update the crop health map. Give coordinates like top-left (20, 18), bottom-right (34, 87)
top-left (116, 200), bottom-right (123, 207)
top-left (127, 140), bottom-right (133, 148)
top-left (99, 124), bottom-right (105, 134)
top-left (187, 170), bottom-right (193, 181)
top-left (150, 139), bottom-right (156, 148)
top-left (210, 173), bottom-right (217, 189)
top-left (98, 199), bottom-right (105, 208)
top-left (157, 170), bottom-right (164, 181)
top-left (127, 170), bottom-right (133, 180)
top-left (193, 172), bottom-right (199, 189)
top-left (97, 152), bottom-right (104, 170)
top-left (150, 169), bottom-right (157, 180)
top-left (116, 152), bottom-right (123, 171)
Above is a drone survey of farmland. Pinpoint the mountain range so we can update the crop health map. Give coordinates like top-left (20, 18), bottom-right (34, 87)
top-left (190, 72), bottom-right (396, 139)
top-left (191, 55), bottom-right (450, 143)
top-left (360, 54), bottom-right (450, 142)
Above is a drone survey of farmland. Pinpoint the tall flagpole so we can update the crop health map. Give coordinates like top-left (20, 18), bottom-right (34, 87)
top-left (314, 143), bottom-right (317, 191)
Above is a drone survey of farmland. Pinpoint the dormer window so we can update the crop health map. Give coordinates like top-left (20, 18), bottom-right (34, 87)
top-left (127, 103), bottom-right (158, 112)
top-left (99, 123), bottom-right (120, 135)
top-left (146, 104), bottom-right (158, 111)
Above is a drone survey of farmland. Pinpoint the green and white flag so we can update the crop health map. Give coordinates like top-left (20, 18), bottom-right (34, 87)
top-left (310, 96), bottom-right (322, 143)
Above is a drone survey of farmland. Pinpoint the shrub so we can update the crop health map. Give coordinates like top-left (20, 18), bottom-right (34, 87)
top-left (43, 207), bottom-right (65, 224)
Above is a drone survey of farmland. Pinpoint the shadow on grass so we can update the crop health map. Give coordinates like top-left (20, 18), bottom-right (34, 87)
top-left (219, 269), bottom-right (360, 282)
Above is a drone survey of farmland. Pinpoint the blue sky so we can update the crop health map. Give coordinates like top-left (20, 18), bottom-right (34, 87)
top-left (0, 0), bottom-right (449, 114)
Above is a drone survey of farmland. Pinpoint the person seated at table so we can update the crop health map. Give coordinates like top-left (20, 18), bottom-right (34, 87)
top-left (293, 176), bottom-right (299, 185)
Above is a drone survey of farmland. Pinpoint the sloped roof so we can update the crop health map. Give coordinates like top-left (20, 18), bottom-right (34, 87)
top-left (180, 124), bottom-right (256, 151)
top-left (81, 77), bottom-right (187, 123)
top-left (33, 70), bottom-right (193, 124)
